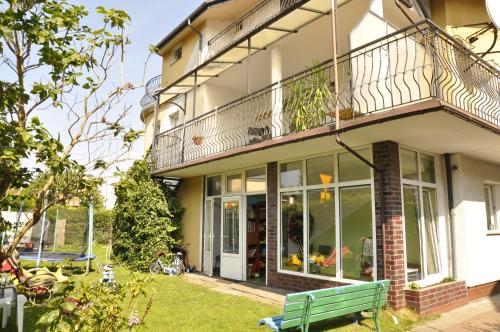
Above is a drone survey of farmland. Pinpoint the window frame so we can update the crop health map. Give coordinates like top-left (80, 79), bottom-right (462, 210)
top-left (400, 147), bottom-right (443, 287)
top-left (170, 44), bottom-right (183, 65)
top-left (277, 147), bottom-right (376, 283)
top-left (484, 183), bottom-right (500, 234)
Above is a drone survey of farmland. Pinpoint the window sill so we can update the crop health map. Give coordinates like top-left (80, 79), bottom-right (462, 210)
top-left (486, 231), bottom-right (500, 236)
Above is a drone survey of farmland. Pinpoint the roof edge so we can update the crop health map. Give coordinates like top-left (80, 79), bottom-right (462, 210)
top-left (155, 0), bottom-right (232, 52)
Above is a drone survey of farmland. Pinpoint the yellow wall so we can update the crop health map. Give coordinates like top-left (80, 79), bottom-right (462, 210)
top-left (177, 176), bottom-right (203, 271)
top-left (162, 27), bottom-right (202, 87)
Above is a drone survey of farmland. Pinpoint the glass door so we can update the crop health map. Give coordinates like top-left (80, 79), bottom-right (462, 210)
top-left (203, 198), bottom-right (214, 276)
top-left (220, 197), bottom-right (243, 280)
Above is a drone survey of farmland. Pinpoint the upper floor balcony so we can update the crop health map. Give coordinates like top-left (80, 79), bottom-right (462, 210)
top-left (149, 20), bottom-right (500, 174)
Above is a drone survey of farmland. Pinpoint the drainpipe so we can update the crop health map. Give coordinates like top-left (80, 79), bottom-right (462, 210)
top-left (444, 154), bottom-right (458, 278)
top-left (188, 18), bottom-right (203, 119)
top-left (330, 0), bottom-right (386, 279)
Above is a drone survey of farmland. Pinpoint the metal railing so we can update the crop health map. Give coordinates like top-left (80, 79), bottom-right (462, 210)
top-left (151, 20), bottom-right (500, 171)
top-left (204, 0), bottom-right (306, 62)
top-left (140, 75), bottom-right (163, 110)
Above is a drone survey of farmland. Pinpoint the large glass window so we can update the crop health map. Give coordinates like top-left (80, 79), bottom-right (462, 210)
top-left (226, 174), bottom-right (242, 193)
top-left (401, 148), bottom-right (441, 283)
top-left (307, 156), bottom-right (334, 186)
top-left (338, 150), bottom-right (371, 182)
top-left (279, 149), bottom-right (374, 281)
top-left (401, 149), bottom-right (419, 181)
top-left (420, 154), bottom-right (436, 183)
top-left (207, 176), bottom-right (222, 196)
top-left (423, 187), bottom-right (440, 275)
top-left (484, 184), bottom-right (498, 231)
top-left (280, 161), bottom-right (303, 188)
top-left (246, 168), bottom-right (266, 192)
top-left (340, 186), bottom-right (373, 281)
top-left (403, 185), bottom-right (422, 282)
top-left (308, 189), bottom-right (335, 277)
top-left (281, 192), bottom-right (304, 272)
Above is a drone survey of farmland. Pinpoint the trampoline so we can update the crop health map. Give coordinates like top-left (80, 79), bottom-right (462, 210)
top-left (19, 252), bottom-right (96, 262)
top-left (16, 202), bottom-right (95, 275)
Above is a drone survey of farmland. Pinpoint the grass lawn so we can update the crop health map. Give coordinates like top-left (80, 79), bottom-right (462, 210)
top-left (7, 246), bottom-right (430, 331)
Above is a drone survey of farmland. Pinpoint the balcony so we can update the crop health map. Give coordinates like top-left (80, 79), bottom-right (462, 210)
top-left (150, 20), bottom-right (500, 173)
top-left (140, 75), bottom-right (163, 111)
top-left (204, 0), bottom-right (311, 63)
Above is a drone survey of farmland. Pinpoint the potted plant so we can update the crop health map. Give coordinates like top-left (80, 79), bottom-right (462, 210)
top-left (192, 135), bottom-right (203, 145)
top-left (285, 62), bottom-right (332, 132)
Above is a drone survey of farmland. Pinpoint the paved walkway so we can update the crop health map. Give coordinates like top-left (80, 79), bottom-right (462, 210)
top-left (183, 273), bottom-right (286, 306)
top-left (413, 293), bottom-right (500, 332)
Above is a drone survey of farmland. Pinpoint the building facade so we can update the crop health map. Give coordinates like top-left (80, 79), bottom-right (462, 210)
top-left (140, 0), bottom-right (500, 314)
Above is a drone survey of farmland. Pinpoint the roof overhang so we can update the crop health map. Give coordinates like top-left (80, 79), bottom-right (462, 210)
top-left (156, 0), bottom-right (232, 52)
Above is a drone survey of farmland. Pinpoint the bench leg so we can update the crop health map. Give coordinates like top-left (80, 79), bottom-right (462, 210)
top-left (372, 309), bottom-right (381, 332)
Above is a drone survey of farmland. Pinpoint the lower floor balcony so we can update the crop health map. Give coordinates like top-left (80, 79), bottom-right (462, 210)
top-left (150, 20), bottom-right (500, 174)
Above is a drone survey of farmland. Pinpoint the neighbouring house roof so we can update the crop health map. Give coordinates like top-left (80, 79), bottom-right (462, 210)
top-left (155, 0), bottom-right (232, 52)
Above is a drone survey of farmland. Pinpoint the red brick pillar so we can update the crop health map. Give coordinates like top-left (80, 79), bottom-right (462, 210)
top-left (373, 141), bottom-right (406, 309)
top-left (266, 162), bottom-right (279, 286)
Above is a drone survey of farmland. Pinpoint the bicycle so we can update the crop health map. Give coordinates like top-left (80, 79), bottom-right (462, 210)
top-left (149, 250), bottom-right (185, 276)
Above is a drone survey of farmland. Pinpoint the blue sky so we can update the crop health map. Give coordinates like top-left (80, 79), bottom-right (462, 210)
top-left (63, 0), bottom-right (202, 161)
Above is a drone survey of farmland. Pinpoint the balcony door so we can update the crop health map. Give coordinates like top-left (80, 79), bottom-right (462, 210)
top-left (220, 197), bottom-right (243, 280)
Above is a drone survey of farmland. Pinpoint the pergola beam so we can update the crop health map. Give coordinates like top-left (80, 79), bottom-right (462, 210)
top-left (265, 26), bottom-right (298, 33)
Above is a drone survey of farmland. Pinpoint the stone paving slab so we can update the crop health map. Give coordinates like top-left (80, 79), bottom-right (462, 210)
top-left (182, 273), bottom-right (286, 306)
top-left (413, 293), bottom-right (500, 332)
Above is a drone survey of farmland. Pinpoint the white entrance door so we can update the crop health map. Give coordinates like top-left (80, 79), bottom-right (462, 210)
top-left (203, 198), bottom-right (214, 276)
top-left (220, 197), bottom-right (243, 280)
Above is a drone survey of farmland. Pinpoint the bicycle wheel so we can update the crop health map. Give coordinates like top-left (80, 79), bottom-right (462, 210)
top-left (149, 261), bottom-right (161, 274)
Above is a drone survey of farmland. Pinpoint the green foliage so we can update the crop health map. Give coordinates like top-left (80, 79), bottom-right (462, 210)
top-left (408, 282), bottom-right (421, 290)
top-left (113, 160), bottom-right (184, 271)
top-left (285, 63), bottom-right (332, 132)
top-left (35, 274), bottom-right (153, 332)
top-left (440, 277), bottom-right (456, 284)
top-left (0, 0), bottom-right (140, 254)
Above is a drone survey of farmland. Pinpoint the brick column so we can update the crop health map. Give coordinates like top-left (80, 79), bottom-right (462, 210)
top-left (267, 162), bottom-right (279, 285)
top-left (373, 141), bottom-right (406, 309)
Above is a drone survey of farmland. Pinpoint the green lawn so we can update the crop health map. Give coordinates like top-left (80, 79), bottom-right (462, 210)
top-left (7, 246), bottom-right (429, 331)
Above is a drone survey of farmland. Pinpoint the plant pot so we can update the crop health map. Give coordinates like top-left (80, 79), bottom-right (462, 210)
top-left (193, 136), bottom-right (203, 145)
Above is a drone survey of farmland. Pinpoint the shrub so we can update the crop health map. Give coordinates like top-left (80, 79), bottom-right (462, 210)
top-left (112, 160), bottom-right (183, 270)
top-left (408, 282), bottom-right (420, 290)
top-left (36, 274), bottom-right (153, 332)
top-left (440, 277), bottom-right (456, 284)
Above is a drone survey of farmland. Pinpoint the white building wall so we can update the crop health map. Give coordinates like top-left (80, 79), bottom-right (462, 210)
top-left (451, 154), bottom-right (500, 287)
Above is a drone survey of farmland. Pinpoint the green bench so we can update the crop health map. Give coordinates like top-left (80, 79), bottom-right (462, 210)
top-left (259, 279), bottom-right (389, 332)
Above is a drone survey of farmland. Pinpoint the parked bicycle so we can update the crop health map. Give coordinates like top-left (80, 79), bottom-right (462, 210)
top-left (149, 245), bottom-right (188, 276)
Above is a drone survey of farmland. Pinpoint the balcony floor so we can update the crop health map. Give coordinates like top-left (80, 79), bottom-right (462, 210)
top-left (153, 99), bottom-right (500, 178)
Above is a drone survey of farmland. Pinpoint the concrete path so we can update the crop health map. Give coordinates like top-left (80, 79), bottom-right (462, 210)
top-left (413, 293), bottom-right (500, 332)
top-left (183, 273), bottom-right (286, 306)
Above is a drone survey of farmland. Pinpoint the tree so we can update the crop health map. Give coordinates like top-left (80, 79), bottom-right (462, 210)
top-left (0, 0), bottom-right (145, 260)
top-left (113, 160), bottom-right (183, 271)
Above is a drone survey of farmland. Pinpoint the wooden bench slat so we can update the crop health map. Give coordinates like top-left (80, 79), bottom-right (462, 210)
top-left (286, 289), bottom-right (381, 311)
top-left (308, 301), bottom-right (384, 324)
top-left (286, 280), bottom-right (389, 302)
top-left (309, 294), bottom-right (388, 315)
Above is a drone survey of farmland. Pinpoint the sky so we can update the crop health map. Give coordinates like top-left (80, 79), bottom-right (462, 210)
top-left (1, 1), bottom-right (203, 207)
top-left (74, 0), bottom-right (203, 207)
